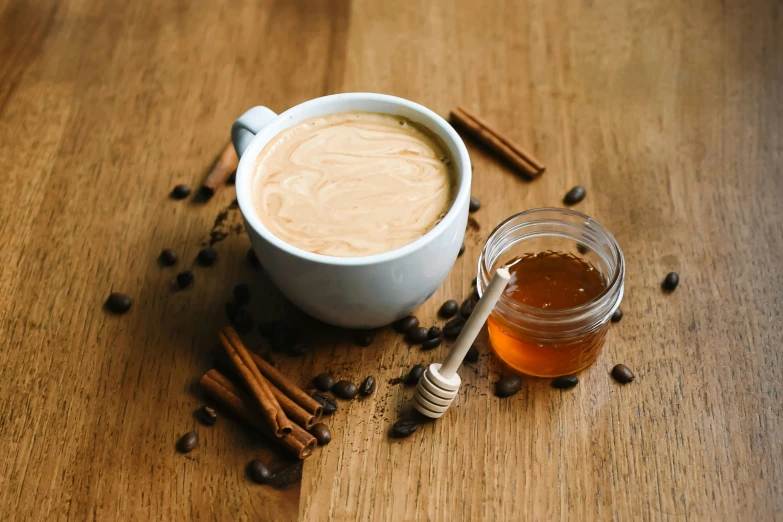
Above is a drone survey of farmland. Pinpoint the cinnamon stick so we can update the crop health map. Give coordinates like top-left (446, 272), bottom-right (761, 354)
top-left (220, 327), bottom-right (292, 437)
top-left (450, 106), bottom-right (545, 178)
top-left (249, 351), bottom-right (323, 418)
top-left (201, 370), bottom-right (316, 460)
top-left (201, 142), bottom-right (238, 197)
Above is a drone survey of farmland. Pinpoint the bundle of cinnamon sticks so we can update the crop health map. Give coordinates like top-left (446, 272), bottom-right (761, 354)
top-left (201, 326), bottom-right (324, 459)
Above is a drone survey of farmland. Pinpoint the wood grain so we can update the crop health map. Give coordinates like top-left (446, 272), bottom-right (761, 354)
top-left (0, 0), bottom-right (781, 520)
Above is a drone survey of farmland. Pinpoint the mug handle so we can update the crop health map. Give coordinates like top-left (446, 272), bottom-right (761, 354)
top-left (231, 106), bottom-right (278, 158)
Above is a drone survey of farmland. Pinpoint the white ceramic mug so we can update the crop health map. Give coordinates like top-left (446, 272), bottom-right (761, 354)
top-left (232, 93), bottom-right (471, 328)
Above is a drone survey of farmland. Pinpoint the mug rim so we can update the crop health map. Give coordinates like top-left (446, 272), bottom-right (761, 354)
top-left (235, 92), bottom-right (472, 266)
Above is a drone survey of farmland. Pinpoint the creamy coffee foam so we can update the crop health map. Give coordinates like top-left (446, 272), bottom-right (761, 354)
top-left (252, 111), bottom-right (455, 257)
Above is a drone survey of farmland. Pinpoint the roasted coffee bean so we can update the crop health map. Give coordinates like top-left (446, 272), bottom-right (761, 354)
top-left (233, 283), bottom-right (251, 304)
top-left (248, 459), bottom-right (271, 484)
top-left (406, 364), bottom-right (426, 386)
top-left (176, 270), bottom-right (194, 289)
top-left (469, 197), bottom-right (481, 213)
top-left (438, 300), bottom-right (459, 318)
top-left (225, 301), bottom-right (239, 320)
top-left (563, 185), bottom-right (586, 205)
top-left (268, 323), bottom-right (297, 352)
top-left (247, 248), bottom-right (261, 269)
top-left (662, 272), bottom-right (680, 291)
top-left (197, 246), bottom-right (218, 266)
top-left (177, 431), bottom-right (198, 453)
top-left (232, 309), bottom-right (253, 334)
top-left (406, 327), bottom-right (429, 344)
top-left (288, 343), bottom-right (309, 357)
top-left (159, 248), bottom-right (178, 266)
top-left (443, 317), bottom-right (466, 339)
top-left (332, 380), bottom-right (358, 400)
top-left (576, 243), bottom-right (589, 255)
top-left (355, 330), bottom-right (375, 347)
top-left (393, 315), bottom-right (419, 333)
top-left (458, 243), bottom-right (466, 257)
top-left (391, 420), bottom-right (418, 438)
top-left (471, 286), bottom-right (479, 301)
top-left (311, 392), bottom-right (337, 414)
top-left (421, 337), bottom-right (442, 351)
top-left (170, 184), bottom-right (191, 199)
top-left (311, 423), bottom-right (331, 445)
top-left (611, 308), bottom-right (624, 323)
top-left (360, 376), bottom-right (376, 396)
top-left (427, 326), bottom-right (441, 339)
top-left (495, 375), bottom-right (522, 397)
top-left (197, 406), bottom-right (218, 426)
top-left (226, 172), bottom-right (236, 185)
top-left (611, 364), bottom-right (635, 384)
top-left (551, 375), bottom-right (579, 389)
top-left (105, 293), bottom-right (132, 314)
top-left (460, 298), bottom-right (476, 318)
top-left (313, 373), bottom-right (335, 392)
top-left (463, 344), bottom-right (479, 363)
top-left (471, 277), bottom-right (477, 286)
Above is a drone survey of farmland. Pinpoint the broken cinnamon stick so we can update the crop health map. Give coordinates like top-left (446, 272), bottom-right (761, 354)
top-left (201, 370), bottom-right (316, 459)
top-left (201, 142), bottom-right (238, 197)
top-left (250, 351), bottom-right (323, 418)
top-left (220, 327), bottom-right (292, 437)
top-left (450, 106), bottom-right (545, 178)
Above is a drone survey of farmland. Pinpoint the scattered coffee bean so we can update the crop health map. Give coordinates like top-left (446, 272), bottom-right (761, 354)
top-left (551, 375), bottom-right (579, 389)
top-left (611, 308), bottom-right (623, 323)
top-left (360, 376), bottom-right (376, 396)
top-left (406, 327), bottom-right (429, 344)
top-left (233, 283), bottom-right (251, 304)
top-left (469, 197), bottom-right (481, 213)
top-left (170, 184), bottom-right (191, 199)
top-left (495, 375), bottom-right (522, 397)
top-left (563, 185), bottom-right (586, 205)
top-left (421, 337), bottom-right (442, 351)
top-left (313, 373), bottom-right (335, 392)
top-left (197, 406), bottom-right (218, 426)
top-left (311, 392), bottom-right (337, 414)
top-left (391, 420), bottom-right (418, 438)
top-left (197, 246), bottom-right (218, 266)
top-left (576, 243), bottom-right (589, 255)
top-left (460, 298), bottom-right (476, 318)
top-left (463, 344), bottom-right (479, 363)
top-left (288, 343), bottom-right (309, 357)
top-left (248, 459), bottom-right (271, 484)
top-left (311, 423), bottom-right (331, 445)
top-left (438, 300), bottom-right (459, 318)
top-left (247, 248), bottom-right (261, 269)
top-left (471, 277), bottom-right (477, 286)
top-left (268, 323), bottom-right (297, 352)
top-left (232, 309), bottom-right (253, 334)
top-left (105, 292), bottom-right (132, 314)
top-left (427, 326), bottom-right (441, 339)
top-left (406, 364), bottom-right (426, 386)
top-left (159, 248), bottom-right (178, 266)
top-left (662, 272), bottom-right (680, 291)
top-left (176, 270), bottom-right (194, 289)
top-left (393, 315), bottom-right (419, 333)
top-left (611, 364), bottom-right (635, 384)
top-left (443, 317), bottom-right (466, 339)
top-left (226, 172), bottom-right (236, 185)
top-left (177, 431), bottom-right (198, 453)
top-left (355, 330), bottom-right (375, 347)
top-left (471, 286), bottom-right (479, 301)
top-left (458, 243), bottom-right (466, 257)
top-left (225, 301), bottom-right (239, 320)
top-left (332, 380), bottom-right (358, 400)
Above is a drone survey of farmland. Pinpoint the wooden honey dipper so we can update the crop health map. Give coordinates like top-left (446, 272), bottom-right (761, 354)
top-left (413, 268), bottom-right (511, 418)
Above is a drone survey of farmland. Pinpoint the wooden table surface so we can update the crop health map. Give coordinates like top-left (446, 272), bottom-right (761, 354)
top-left (2, 0), bottom-right (781, 520)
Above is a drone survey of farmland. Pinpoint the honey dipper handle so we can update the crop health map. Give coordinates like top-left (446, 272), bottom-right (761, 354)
top-left (439, 268), bottom-right (510, 378)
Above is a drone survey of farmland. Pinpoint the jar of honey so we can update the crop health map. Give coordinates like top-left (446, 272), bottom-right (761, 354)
top-left (477, 208), bottom-right (625, 377)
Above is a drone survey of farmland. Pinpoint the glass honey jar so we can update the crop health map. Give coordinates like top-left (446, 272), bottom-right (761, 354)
top-left (477, 208), bottom-right (625, 377)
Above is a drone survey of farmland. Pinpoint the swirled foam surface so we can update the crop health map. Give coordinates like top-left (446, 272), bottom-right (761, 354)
top-left (252, 111), bottom-right (455, 257)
